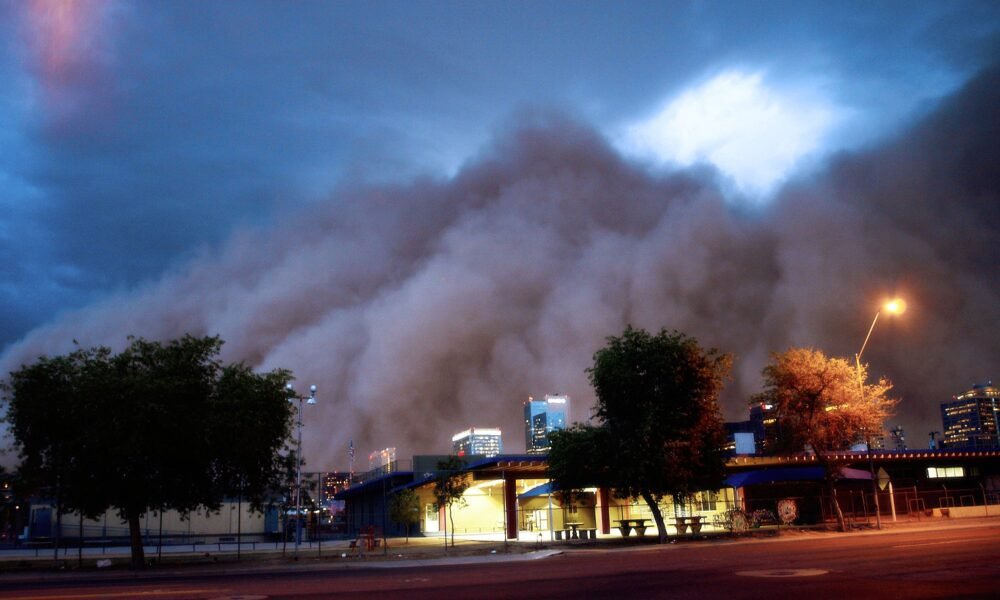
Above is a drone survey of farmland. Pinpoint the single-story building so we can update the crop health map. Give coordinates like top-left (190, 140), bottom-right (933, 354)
top-left (338, 448), bottom-right (1000, 540)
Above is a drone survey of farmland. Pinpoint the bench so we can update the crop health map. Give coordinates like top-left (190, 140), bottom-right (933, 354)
top-left (558, 528), bottom-right (596, 541)
top-left (349, 538), bottom-right (366, 555)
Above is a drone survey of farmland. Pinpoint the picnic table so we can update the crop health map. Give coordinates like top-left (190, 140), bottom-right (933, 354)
top-left (674, 515), bottom-right (703, 534)
top-left (350, 526), bottom-right (379, 554)
top-left (564, 521), bottom-right (584, 539)
top-left (615, 518), bottom-right (650, 537)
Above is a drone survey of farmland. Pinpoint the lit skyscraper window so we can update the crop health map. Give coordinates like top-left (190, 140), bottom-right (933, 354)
top-left (941, 383), bottom-right (999, 448)
top-left (524, 394), bottom-right (568, 454)
top-left (452, 427), bottom-right (503, 457)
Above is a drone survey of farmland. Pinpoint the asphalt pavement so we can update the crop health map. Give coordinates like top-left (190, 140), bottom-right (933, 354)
top-left (0, 514), bottom-right (995, 586)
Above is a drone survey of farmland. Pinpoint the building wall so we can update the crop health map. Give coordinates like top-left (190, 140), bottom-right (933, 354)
top-left (30, 501), bottom-right (272, 540)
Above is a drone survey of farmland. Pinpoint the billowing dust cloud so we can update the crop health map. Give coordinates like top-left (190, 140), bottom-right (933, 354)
top-left (3, 68), bottom-right (998, 469)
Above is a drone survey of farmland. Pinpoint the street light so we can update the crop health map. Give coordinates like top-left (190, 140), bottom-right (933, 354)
top-left (287, 383), bottom-right (317, 557)
top-left (855, 298), bottom-right (905, 530)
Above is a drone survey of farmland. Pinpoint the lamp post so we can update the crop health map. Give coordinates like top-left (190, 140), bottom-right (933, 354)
top-left (855, 298), bottom-right (905, 530)
top-left (287, 383), bottom-right (317, 557)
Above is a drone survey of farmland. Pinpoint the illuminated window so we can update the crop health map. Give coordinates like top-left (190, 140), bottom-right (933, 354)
top-left (697, 491), bottom-right (719, 511)
top-left (927, 466), bottom-right (965, 479)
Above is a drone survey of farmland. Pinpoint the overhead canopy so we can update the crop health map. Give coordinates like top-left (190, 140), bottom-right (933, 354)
top-left (519, 481), bottom-right (555, 499)
top-left (724, 466), bottom-right (872, 488)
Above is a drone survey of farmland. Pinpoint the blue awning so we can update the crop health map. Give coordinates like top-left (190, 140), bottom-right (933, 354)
top-left (724, 466), bottom-right (872, 488)
top-left (519, 482), bottom-right (555, 499)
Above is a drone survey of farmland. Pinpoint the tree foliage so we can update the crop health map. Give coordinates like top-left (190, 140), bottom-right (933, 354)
top-left (547, 425), bottom-right (612, 509)
top-left (549, 326), bottom-right (731, 543)
top-left (388, 488), bottom-right (421, 542)
top-left (753, 347), bottom-right (897, 530)
top-left (754, 347), bottom-right (896, 454)
top-left (433, 456), bottom-right (470, 549)
top-left (1, 336), bottom-right (295, 568)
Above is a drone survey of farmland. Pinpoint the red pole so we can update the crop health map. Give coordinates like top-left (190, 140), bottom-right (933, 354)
top-left (504, 473), bottom-right (518, 540)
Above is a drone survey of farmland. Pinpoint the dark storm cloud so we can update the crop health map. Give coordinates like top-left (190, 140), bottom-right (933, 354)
top-left (3, 1), bottom-right (998, 353)
top-left (3, 2), bottom-right (1000, 466)
top-left (3, 67), bottom-right (998, 467)
top-left (774, 65), bottom-right (1000, 433)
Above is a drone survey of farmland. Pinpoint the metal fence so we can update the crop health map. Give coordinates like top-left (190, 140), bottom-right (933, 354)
top-left (741, 484), bottom-right (1000, 528)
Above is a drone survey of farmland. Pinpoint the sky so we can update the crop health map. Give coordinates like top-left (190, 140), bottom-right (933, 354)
top-left (1, 1), bottom-right (999, 470)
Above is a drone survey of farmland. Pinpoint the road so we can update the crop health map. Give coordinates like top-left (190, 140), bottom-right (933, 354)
top-left (1, 524), bottom-right (997, 599)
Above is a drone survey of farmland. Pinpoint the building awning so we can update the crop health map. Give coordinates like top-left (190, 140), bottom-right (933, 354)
top-left (724, 466), bottom-right (872, 488)
top-left (519, 481), bottom-right (556, 499)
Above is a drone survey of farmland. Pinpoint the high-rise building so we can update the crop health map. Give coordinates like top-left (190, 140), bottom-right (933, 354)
top-left (368, 447), bottom-right (397, 471)
top-left (452, 428), bottom-right (503, 457)
top-left (941, 382), bottom-right (1000, 448)
top-left (748, 402), bottom-right (780, 454)
top-left (524, 394), bottom-right (568, 454)
top-left (320, 472), bottom-right (352, 503)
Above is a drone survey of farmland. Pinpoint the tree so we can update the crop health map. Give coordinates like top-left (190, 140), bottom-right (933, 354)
top-left (1, 336), bottom-right (295, 569)
top-left (433, 456), bottom-right (470, 549)
top-left (210, 363), bottom-right (296, 511)
top-left (388, 488), bottom-right (421, 543)
top-left (549, 326), bottom-right (731, 543)
top-left (753, 347), bottom-right (897, 531)
top-left (547, 425), bottom-right (613, 512)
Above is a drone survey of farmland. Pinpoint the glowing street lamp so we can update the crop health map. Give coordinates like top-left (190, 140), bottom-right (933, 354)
top-left (857, 298), bottom-right (906, 368)
top-left (855, 298), bottom-right (905, 530)
top-left (287, 383), bottom-right (317, 557)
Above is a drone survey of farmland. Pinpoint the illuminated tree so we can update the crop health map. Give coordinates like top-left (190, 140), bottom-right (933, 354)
top-left (550, 326), bottom-right (731, 543)
top-left (753, 347), bottom-right (897, 531)
top-left (433, 456), bottom-right (470, 549)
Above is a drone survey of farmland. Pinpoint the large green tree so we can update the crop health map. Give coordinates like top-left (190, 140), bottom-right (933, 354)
top-left (1, 336), bottom-right (294, 568)
top-left (753, 347), bottom-right (897, 531)
top-left (549, 326), bottom-right (731, 543)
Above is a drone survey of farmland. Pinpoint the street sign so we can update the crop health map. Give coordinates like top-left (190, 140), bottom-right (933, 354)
top-left (877, 467), bottom-right (890, 490)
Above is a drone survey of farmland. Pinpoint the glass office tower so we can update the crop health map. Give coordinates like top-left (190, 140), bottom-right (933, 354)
top-left (452, 428), bottom-right (503, 457)
top-left (941, 382), bottom-right (999, 448)
top-left (524, 394), bottom-right (568, 454)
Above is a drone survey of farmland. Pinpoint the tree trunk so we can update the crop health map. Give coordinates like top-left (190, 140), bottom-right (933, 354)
top-left (448, 504), bottom-right (455, 548)
top-left (78, 513), bottom-right (83, 567)
top-left (640, 490), bottom-right (667, 544)
top-left (127, 509), bottom-right (146, 569)
top-left (53, 485), bottom-right (62, 562)
top-left (237, 492), bottom-right (242, 561)
top-left (826, 477), bottom-right (847, 532)
top-left (281, 504), bottom-right (288, 556)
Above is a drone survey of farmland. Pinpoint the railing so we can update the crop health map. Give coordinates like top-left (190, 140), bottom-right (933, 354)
top-left (349, 459), bottom-right (414, 487)
top-left (1, 531), bottom-right (357, 560)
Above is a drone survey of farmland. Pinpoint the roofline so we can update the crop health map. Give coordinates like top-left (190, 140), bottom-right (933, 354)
top-left (727, 448), bottom-right (1000, 467)
top-left (335, 448), bottom-right (1000, 497)
top-left (333, 471), bottom-right (414, 499)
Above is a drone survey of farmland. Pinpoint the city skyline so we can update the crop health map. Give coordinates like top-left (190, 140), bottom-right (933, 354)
top-left (326, 381), bottom-right (994, 473)
top-left (2, 2), bottom-right (999, 469)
